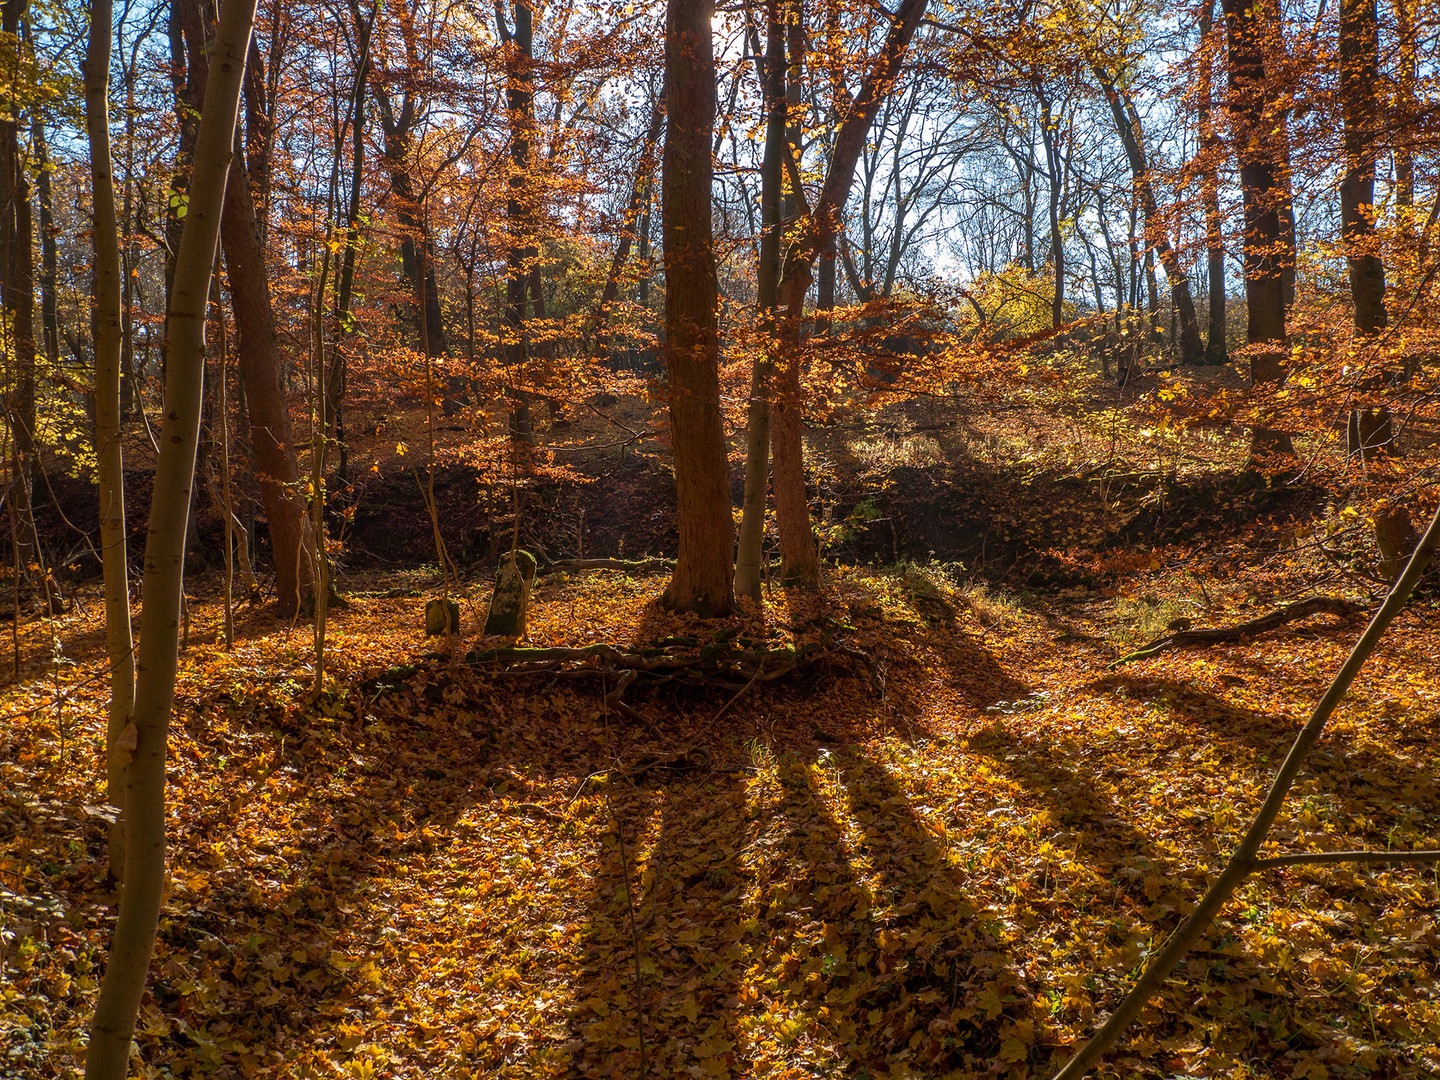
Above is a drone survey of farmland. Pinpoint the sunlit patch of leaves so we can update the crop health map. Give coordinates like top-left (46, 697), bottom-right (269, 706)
top-left (2, 562), bottom-right (1438, 1079)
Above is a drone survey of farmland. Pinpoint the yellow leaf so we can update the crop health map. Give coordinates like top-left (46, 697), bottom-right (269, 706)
top-left (999, 1035), bottom-right (1029, 1063)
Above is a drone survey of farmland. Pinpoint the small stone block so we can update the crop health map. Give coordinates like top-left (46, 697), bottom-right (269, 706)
top-left (425, 597), bottom-right (460, 636)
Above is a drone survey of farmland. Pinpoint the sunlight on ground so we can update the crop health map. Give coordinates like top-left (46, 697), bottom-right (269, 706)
top-left (3, 564), bottom-right (1439, 1079)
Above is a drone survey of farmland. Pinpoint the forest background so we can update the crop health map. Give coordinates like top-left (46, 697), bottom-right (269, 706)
top-left (3, 0), bottom-right (1440, 1077)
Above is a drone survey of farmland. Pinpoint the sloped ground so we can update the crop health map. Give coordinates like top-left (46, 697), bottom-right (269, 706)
top-left (3, 549), bottom-right (1439, 1079)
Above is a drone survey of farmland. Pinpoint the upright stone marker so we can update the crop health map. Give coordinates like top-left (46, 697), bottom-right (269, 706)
top-left (484, 549), bottom-right (538, 637)
top-left (424, 596), bottom-right (460, 636)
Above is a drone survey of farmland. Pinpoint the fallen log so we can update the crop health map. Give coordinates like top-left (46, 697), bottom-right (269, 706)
top-left (1110, 596), bottom-right (1364, 669)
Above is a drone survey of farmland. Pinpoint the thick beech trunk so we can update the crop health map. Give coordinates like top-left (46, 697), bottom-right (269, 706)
top-left (83, 2), bottom-right (257, 1075)
top-left (85, 0), bottom-right (137, 884)
top-left (660, 0), bottom-right (734, 617)
top-left (1222, 0), bottom-right (1295, 460)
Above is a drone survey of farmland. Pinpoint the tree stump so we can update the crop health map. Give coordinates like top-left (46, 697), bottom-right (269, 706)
top-left (484, 550), bottom-right (538, 637)
top-left (1375, 505), bottom-right (1418, 581)
top-left (1347, 405), bottom-right (1394, 461)
top-left (425, 597), bottom-right (460, 636)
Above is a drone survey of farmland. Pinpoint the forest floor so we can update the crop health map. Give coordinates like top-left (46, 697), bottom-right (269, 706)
top-left (5, 366), bottom-right (1440, 1079)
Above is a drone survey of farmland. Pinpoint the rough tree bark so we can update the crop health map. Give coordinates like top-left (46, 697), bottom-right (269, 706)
top-left (84, 0), bottom-right (137, 884)
top-left (660, 0), bottom-right (734, 617)
top-left (83, 2), bottom-right (258, 1075)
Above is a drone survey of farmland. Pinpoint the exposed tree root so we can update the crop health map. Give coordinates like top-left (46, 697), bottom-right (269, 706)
top-left (1109, 596), bottom-right (1365, 669)
top-left (464, 638), bottom-right (879, 697)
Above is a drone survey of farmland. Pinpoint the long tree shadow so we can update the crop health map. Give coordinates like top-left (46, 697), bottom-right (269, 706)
top-left (141, 657), bottom-right (601, 1074)
top-left (1087, 671), bottom-right (1440, 846)
top-left (773, 749), bottom-right (1044, 1074)
top-left (557, 769), bottom-right (753, 1078)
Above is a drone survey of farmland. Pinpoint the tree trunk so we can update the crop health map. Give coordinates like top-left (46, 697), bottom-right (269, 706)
top-left (218, 158), bottom-right (312, 614)
top-left (221, 164), bottom-right (313, 615)
top-left (1197, 0), bottom-right (1229, 365)
top-left (660, 0), bottom-right (734, 617)
top-left (1093, 66), bottom-right (1205, 364)
top-left (498, 0), bottom-right (540, 437)
top-left (85, 0), bottom-right (137, 885)
top-left (0, 10), bottom-right (46, 600)
top-left (330, 0), bottom-right (373, 484)
top-left (1339, 0), bottom-right (1386, 334)
top-left (593, 91), bottom-right (665, 354)
top-left (33, 120), bottom-right (59, 369)
top-left (1038, 88), bottom-right (1065, 330)
top-left (1392, 0), bottom-right (1415, 216)
top-left (371, 12), bottom-right (448, 362)
top-left (735, 0), bottom-right (788, 604)
top-left (383, 131), bottom-right (449, 357)
top-left (770, 0), bottom-right (930, 587)
top-left (1222, 0), bottom-right (1295, 459)
top-left (174, 0), bottom-right (312, 614)
top-left (83, 2), bottom-right (257, 1075)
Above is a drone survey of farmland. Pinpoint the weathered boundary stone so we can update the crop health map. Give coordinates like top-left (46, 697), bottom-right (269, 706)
top-left (484, 549), bottom-right (538, 637)
top-left (425, 597), bottom-right (460, 636)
